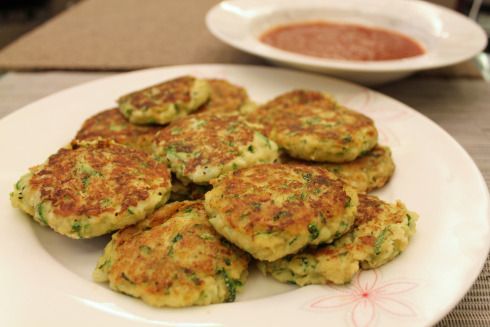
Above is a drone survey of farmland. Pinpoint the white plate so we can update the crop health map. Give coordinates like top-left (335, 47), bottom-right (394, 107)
top-left (0, 65), bottom-right (489, 327)
top-left (206, 0), bottom-right (488, 85)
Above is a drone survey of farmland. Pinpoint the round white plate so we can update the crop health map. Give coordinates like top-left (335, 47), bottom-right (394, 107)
top-left (206, 0), bottom-right (488, 85)
top-left (0, 65), bottom-right (489, 327)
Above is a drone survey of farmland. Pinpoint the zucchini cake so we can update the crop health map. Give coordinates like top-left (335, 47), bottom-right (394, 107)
top-left (280, 145), bottom-right (395, 193)
top-left (247, 90), bottom-right (378, 162)
top-left (10, 139), bottom-right (172, 239)
top-left (74, 108), bottom-right (162, 153)
top-left (118, 75), bottom-right (210, 125)
top-left (204, 164), bottom-right (359, 261)
top-left (196, 79), bottom-right (256, 114)
top-left (258, 194), bottom-right (418, 285)
top-left (93, 201), bottom-right (250, 307)
top-left (153, 112), bottom-right (278, 185)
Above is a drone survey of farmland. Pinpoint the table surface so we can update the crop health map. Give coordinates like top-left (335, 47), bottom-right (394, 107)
top-left (0, 71), bottom-right (489, 326)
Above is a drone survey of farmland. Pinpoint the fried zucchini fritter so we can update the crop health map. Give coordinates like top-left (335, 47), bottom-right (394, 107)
top-left (280, 145), bottom-right (395, 193)
top-left (205, 164), bottom-right (358, 261)
top-left (247, 90), bottom-right (378, 163)
top-left (118, 76), bottom-right (210, 125)
top-left (258, 194), bottom-right (418, 285)
top-left (74, 108), bottom-right (162, 153)
top-left (153, 112), bottom-right (278, 184)
top-left (10, 139), bottom-right (171, 239)
top-left (93, 201), bottom-right (250, 307)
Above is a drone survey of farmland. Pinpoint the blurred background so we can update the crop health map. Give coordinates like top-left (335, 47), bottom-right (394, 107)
top-left (0, 0), bottom-right (489, 52)
top-left (0, 0), bottom-right (79, 49)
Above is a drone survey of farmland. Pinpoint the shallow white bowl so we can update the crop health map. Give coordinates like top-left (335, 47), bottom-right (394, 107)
top-left (206, 0), bottom-right (488, 85)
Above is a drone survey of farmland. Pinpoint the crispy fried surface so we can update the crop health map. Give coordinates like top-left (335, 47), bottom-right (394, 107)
top-left (205, 164), bottom-right (358, 261)
top-left (11, 139), bottom-right (171, 238)
top-left (118, 76), bottom-right (210, 125)
top-left (248, 90), bottom-right (378, 162)
top-left (196, 79), bottom-right (251, 114)
top-left (93, 201), bottom-right (250, 307)
top-left (259, 194), bottom-right (418, 285)
top-left (280, 145), bottom-right (395, 193)
top-left (74, 108), bottom-right (162, 153)
top-left (257, 89), bottom-right (337, 111)
top-left (153, 112), bottom-right (278, 184)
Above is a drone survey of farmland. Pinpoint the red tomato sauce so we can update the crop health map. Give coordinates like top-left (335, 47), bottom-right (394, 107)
top-left (260, 21), bottom-right (425, 61)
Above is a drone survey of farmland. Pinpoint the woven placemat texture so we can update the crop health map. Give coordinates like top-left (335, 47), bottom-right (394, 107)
top-left (0, 0), bottom-right (264, 70)
top-left (437, 254), bottom-right (490, 326)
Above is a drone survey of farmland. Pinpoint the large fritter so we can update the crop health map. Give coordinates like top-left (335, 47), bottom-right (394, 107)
top-left (258, 194), bottom-right (418, 285)
top-left (204, 164), bottom-right (359, 261)
top-left (93, 201), bottom-right (250, 307)
top-left (280, 145), bottom-right (395, 193)
top-left (196, 79), bottom-right (255, 114)
top-left (247, 90), bottom-right (378, 162)
top-left (118, 76), bottom-right (210, 125)
top-left (73, 108), bottom-right (162, 153)
top-left (10, 139), bottom-right (172, 239)
top-left (153, 113), bottom-right (278, 185)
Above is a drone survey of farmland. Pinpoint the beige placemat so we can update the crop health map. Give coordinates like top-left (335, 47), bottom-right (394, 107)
top-left (0, 0), bottom-right (264, 70)
top-left (0, 0), bottom-right (484, 79)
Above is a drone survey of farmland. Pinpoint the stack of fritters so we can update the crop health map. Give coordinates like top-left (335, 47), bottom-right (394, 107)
top-left (9, 75), bottom-right (417, 308)
top-left (257, 193), bottom-right (417, 285)
top-left (73, 108), bottom-right (161, 153)
top-left (118, 76), bottom-right (210, 125)
top-left (246, 90), bottom-right (395, 194)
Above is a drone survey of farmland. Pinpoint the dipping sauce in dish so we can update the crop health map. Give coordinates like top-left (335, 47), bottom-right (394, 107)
top-left (260, 21), bottom-right (425, 61)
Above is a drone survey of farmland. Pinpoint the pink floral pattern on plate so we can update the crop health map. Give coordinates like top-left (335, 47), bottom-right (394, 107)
top-left (307, 270), bottom-right (418, 327)
top-left (337, 89), bottom-right (413, 123)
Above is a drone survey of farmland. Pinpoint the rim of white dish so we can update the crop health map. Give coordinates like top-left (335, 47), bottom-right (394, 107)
top-left (206, 0), bottom-right (488, 72)
top-left (1, 65), bottom-right (489, 327)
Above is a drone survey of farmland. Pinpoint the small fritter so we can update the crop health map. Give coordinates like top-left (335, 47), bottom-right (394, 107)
top-left (118, 76), bottom-right (210, 125)
top-left (247, 90), bottom-right (378, 163)
top-left (73, 108), bottom-right (162, 153)
top-left (196, 79), bottom-right (256, 114)
top-left (10, 139), bottom-right (172, 239)
top-left (258, 194), bottom-right (418, 285)
top-left (153, 112), bottom-right (278, 185)
top-left (204, 164), bottom-right (359, 261)
top-left (280, 145), bottom-right (395, 193)
top-left (169, 176), bottom-right (210, 202)
top-left (93, 201), bottom-right (250, 307)
top-left (255, 89), bottom-right (338, 112)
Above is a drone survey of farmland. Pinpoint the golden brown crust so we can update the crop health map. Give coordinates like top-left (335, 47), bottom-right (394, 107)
top-left (153, 112), bottom-right (278, 184)
top-left (196, 79), bottom-right (249, 114)
top-left (205, 163), bottom-right (358, 261)
top-left (280, 145), bottom-right (395, 193)
top-left (257, 89), bottom-right (336, 112)
top-left (97, 201), bottom-right (250, 306)
top-left (260, 193), bottom-right (418, 285)
top-left (29, 140), bottom-right (170, 217)
top-left (74, 108), bottom-right (162, 152)
top-left (353, 193), bottom-right (384, 227)
top-left (248, 90), bottom-right (378, 162)
top-left (211, 164), bottom-right (348, 234)
top-left (119, 76), bottom-right (194, 111)
top-left (156, 113), bottom-right (253, 175)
